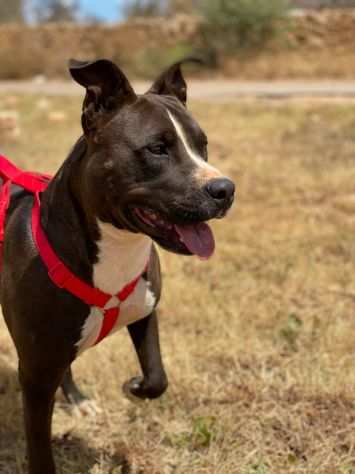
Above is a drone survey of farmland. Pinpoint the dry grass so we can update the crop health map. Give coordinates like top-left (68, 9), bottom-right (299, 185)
top-left (1, 94), bottom-right (355, 473)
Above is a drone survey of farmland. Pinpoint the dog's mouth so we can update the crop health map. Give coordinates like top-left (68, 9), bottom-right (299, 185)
top-left (132, 207), bottom-right (215, 259)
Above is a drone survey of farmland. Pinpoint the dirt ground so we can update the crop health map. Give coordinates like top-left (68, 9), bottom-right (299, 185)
top-left (0, 94), bottom-right (355, 473)
top-left (4, 79), bottom-right (355, 101)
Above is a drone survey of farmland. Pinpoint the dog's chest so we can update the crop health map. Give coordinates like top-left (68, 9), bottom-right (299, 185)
top-left (76, 223), bottom-right (155, 354)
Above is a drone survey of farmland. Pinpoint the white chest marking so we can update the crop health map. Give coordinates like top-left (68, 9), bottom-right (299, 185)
top-left (167, 109), bottom-right (222, 183)
top-left (76, 223), bottom-right (156, 355)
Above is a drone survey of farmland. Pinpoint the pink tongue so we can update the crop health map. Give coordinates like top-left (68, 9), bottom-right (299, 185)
top-left (175, 222), bottom-right (215, 259)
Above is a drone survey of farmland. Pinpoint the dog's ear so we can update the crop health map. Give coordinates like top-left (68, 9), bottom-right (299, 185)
top-left (148, 57), bottom-right (203, 106)
top-left (69, 59), bottom-right (136, 133)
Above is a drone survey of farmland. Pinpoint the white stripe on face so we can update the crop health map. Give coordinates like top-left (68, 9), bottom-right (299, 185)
top-left (167, 110), bottom-right (222, 183)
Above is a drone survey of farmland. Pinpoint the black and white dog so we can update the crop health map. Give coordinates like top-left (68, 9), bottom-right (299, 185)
top-left (1, 58), bottom-right (235, 473)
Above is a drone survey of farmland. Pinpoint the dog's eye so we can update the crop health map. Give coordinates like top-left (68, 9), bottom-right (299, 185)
top-left (146, 143), bottom-right (168, 157)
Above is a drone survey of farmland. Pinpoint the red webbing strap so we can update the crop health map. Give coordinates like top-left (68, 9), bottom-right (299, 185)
top-left (0, 154), bottom-right (49, 194)
top-left (0, 154), bottom-right (52, 279)
top-left (0, 154), bottom-right (50, 245)
top-left (32, 192), bottom-right (148, 345)
top-left (94, 307), bottom-right (120, 345)
top-left (0, 154), bottom-right (24, 182)
top-left (14, 173), bottom-right (50, 194)
top-left (0, 180), bottom-right (11, 242)
top-left (94, 270), bottom-right (145, 345)
top-left (0, 155), bottom-right (23, 243)
top-left (0, 154), bottom-right (148, 346)
top-left (31, 193), bottom-right (111, 309)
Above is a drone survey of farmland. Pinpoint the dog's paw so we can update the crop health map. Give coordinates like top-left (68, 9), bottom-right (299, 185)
top-left (72, 398), bottom-right (103, 418)
top-left (122, 377), bottom-right (146, 403)
top-left (122, 375), bottom-right (168, 402)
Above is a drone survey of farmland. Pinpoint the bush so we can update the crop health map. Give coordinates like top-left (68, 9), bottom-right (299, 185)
top-left (123, 0), bottom-right (166, 18)
top-left (201, 0), bottom-right (290, 51)
top-left (127, 42), bottom-right (196, 78)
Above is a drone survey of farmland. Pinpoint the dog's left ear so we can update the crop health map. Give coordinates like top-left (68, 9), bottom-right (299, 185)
top-left (148, 57), bottom-right (203, 106)
top-left (69, 59), bottom-right (136, 133)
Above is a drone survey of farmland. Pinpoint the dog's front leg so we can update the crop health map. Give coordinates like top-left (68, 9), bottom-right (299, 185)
top-left (124, 310), bottom-right (168, 400)
top-left (61, 366), bottom-right (87, 405)
top-left (19, 364), bottom-right (66, 474)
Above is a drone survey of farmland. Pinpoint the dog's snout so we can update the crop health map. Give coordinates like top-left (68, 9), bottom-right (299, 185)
top-left (205, 178), bottom-right (235, 203)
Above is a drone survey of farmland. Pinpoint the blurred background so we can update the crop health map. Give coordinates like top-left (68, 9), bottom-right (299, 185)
top-left (0, 0), bottom-right (355, 79)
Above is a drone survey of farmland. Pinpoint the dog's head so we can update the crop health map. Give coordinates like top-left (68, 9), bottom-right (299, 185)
top-left (70, 58), bottom-right (235, 259)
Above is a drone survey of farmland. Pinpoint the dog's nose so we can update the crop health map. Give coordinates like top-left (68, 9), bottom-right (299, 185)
top-left (205, 178), bottom-right (235, 203)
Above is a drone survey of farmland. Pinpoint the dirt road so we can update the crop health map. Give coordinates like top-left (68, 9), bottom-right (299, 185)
top-left (2, 79), bottom-right (355, 101)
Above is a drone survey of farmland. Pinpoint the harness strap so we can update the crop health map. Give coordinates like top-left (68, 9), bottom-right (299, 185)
top-left (0, 154), bottom-right (147, 346)
top-left (0, 154), bottom-right (49, 193)
top-left (32, 193), bottom-right (147, 344)
top-left (0, 181), bottom-right (11, 242)
top-left (32, 193), bottom-right (112, 308)
top-left (0, 154), bottom-right (49, 242)
top-left (32, 192), bottom-right (146, 319)
top-left (94, 269), bottom-right (144, 345)
top-left (95, 307), bottom-right (121, 345)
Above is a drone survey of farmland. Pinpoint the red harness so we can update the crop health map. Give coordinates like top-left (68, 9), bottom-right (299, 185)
top-left (0, 154), bottom-right (146, 345)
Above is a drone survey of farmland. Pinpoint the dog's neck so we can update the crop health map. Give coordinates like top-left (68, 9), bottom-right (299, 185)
top-left (40, 137), bottom-right (151, 292)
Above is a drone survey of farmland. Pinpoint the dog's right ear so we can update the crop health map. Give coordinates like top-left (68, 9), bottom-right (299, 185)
top-left (69, 59), bottom-right (136, 133)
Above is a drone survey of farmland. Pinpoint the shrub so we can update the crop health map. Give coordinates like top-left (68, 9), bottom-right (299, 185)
top-left (201, 0), bottom-right (291, 51)
top-left (127, 43), bottom-right (196, 78)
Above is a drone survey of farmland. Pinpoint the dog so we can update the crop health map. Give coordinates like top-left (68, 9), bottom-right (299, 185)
top-left (0, 58), bottom-right (235, 473)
